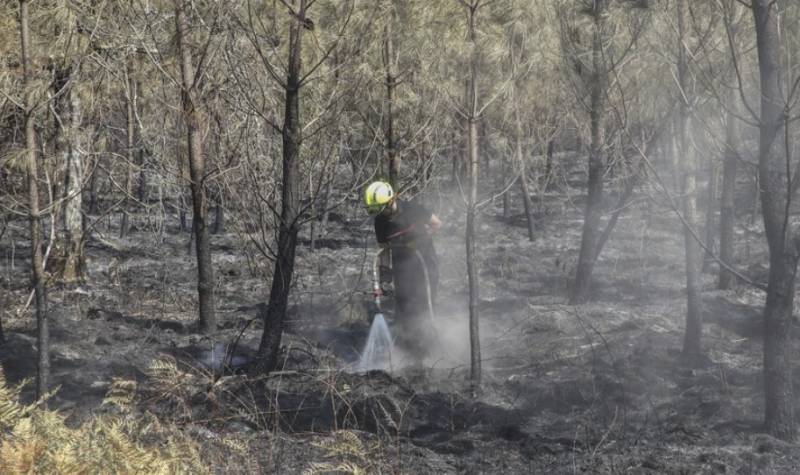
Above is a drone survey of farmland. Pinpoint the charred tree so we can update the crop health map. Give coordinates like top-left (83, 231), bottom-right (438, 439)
top-left (174, 0), bottom-right (217, 333)
top-left (515, 106), bottom-right (535, 241)
top-left (213, 192), bottom-right (225, 235)
top-left (571, 4), bottom-right (606, 304)
top-left (137, 147), bottom-right (148, 203)
top-left (88, 155), bottom-right (99, 214)
top-left (257, 0), bottom-right (306, 372)
top-left (718, 106), bottom-right (739, 289)
top-left (676, 0), bottom-right (704, 360)
top-left (752, 0), bottom-right (798, 441)
top-left (544, 134), bottom-right (556, 190)
top-left (120, 57), bottom-right (137, 238)
top-left (0, 291), bottom-right (5, 345)
top-left (19, 0), bottom-right (50, 398)
top-left (460, 0), bottom-right (483, 387)
top-left (383, 8), bottom-right (400, 188)
top-left (51, 65), bottom-right (86, 282)
top-left (502, 156), bottom-right (511, 219)
top-left (702, 160), bottom-right (718, 273)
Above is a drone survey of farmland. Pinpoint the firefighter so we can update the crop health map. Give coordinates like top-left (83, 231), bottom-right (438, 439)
top-left (364, 181), bottom-right (441, 361)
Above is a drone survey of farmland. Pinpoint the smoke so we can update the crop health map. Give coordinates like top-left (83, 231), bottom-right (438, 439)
top-left (426, 310), bottom-right (472, 369)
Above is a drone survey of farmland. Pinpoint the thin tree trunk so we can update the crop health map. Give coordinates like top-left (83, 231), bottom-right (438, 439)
top-left (571, 13), bottom-right (605, 304)
top-left (502, 155), bottom-right (510, 219)
top-left (176, 119), bottom-right (188, 233)
top-left (702, 160), bottom-right (719, 273)
top-left (179, 193), bottom-right (188, 232)
top-left (62, 90), bottom-right (84, 282)
top-left (383, 11), bottom-right (400, 187)
top-left (52, 65), bottom-right (85, 282)
top-left (515, 107), bottom-right (535, 241)
top-left (545, 134), bottom-right (555, 190)
top-left (257, 0), bottom-right (305, 372)
top-left (137, 147), bottom-right (148, 203)
top-left (480, 120), bottom-right (490, 177)
top-left (718, 107), bottom-right (739, 289)
top-left (467, 116), bottom-right (480, 386)
top-left (450, 129), bottom-right (460, 185)
top-left (88, 154), bottom-right (99, 214)
top-left (186, 218), bottom-right (194, 255)
top-left (318, 175), bottom-right (334, 247)
top-left (175, 0), bottom-right (216, 333)
top-left (677, 0), bottom-right (704, 359)
top-left (752, 0), bottom-right (797, 441)
top-left (464, 3), bottom-right (481, 387)
top-left (120, 57), bottom-right (136, 238)
top-left (20, 0), bottom-right (49, 399)
top-left (213, 193), bottom-right (225, 235)
top-left (0, 291), bottom-right (5, 345)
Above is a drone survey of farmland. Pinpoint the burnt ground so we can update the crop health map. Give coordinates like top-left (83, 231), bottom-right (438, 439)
top-left (1, 175), bottom-right (800, 473)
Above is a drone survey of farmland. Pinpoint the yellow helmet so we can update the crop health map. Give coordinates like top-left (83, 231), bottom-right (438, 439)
top-left (364, 181), bottom-right (394, 214)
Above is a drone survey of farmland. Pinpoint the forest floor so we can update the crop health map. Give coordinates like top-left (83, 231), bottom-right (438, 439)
top-left (2, 171), bottom-right (800, 473)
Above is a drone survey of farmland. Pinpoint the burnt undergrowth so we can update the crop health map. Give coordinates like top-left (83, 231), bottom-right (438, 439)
top-left (0, 178), bottom-right (799, 472)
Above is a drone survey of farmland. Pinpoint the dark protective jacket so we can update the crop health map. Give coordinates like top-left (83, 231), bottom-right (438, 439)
top-left (374, 200), bottom-right (439, 356)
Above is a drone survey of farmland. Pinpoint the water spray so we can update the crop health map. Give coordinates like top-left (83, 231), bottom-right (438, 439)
top-left (357, 247), bottom-right (393, 371)
top-left (357, 246), bottom-right (444, 372)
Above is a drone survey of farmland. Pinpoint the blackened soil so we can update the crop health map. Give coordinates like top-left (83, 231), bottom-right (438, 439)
top-left (0, 179), bottom-right (799, 473)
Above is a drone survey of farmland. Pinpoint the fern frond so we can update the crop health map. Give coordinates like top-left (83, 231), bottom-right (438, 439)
top-left (0, 372), bottom-right (208, 474)
top-left (103, 378), bottom-right (138, 411)
top-left (303, 461), bottom-right (367, 475)
top-left (0, 374), bottom-right (24, 431)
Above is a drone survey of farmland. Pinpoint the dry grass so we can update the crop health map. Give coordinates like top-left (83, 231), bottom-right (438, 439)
top-left (0, 368), bottom-right (207, 475)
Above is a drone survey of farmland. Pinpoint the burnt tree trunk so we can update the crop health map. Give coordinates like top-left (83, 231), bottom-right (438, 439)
top-left (676, 0), bottom-right (704, 359)
top-left (88, 154), bottom-right (99, 214)
top-left (120, 57), bottom-right (137, 238)
top-left (502, 156), bottom-right (511, 219)
top-left (52, 65), bottom-right (85, 282)
top-left (257, 0), bottom-right (305, 372)
top-left (62, 92), bottom-right (85, 282)
top-left (466, 115), bottom-right (480, 386)
top-left (175, 0), bottom-right (216, 333)
top-left (213, 192), bottom-right (225, 235)
top-left (0, 291), bottom-right (5, 345)
top-left (752, 0), bottom-right (797, 441)
top-left (544, 134), bottom-right (555, 190)
top-left (462, 1), bottom-right (482, 387)
top-left (718, 107), bottom-right (739, 289)
top-left (450, 129), bottom-right (460, 185)
top-left (703, 160), bottom-right (719, 273)
top-left (571, 10), bottom-right (605, 304)
top-left (383, 10), bottom-right (400, 188)
top-left (515, 106), bottom-right (535, 241)
top-left (19, 0), bottom-right (49, 399)
top-left (137, 147), bottom-right (148, 203)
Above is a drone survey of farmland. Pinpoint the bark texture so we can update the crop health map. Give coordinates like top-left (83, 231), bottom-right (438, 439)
top-left (464, 2), bottom-right (482, 387)
top-left (752, 0), bottom-right (797, 440)
top-left (571, 10), bottom-right (605, 304)
top-left (257, 0), bottom-right (305, 372)
top-left (718, 107), bottom-right (738, 290)
top-left (20, 0), bottom-right (50, 399)
top-left (175, 0), bottom-right (217, 333)
top-left (676, 0), bottom-right (704, 359)
top-left (383, 10), bottom-right (400, 187)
